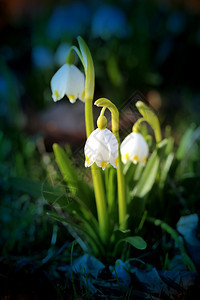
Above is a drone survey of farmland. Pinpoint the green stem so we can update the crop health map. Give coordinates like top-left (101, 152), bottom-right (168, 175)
top-left (115, 131), bottom-right (127, 230)
top-left (78, 37), bottom-right (108, 244)
top-left (95, 98), bottom-right (127, 230)
top-left (85, 104), bottom-right (108, 244)
top-left (65, 46), bottom-right (84, 66)
top-left (85, 99), bottom-right (108, 244)
top-left (85, 97), bottom-right (94, 136)
top-left (132, 118), bottom-right (145, 133)
top-left (85, 99), bottom-right (108, 242)
top-left (136, 101), bottom-right (162, 143)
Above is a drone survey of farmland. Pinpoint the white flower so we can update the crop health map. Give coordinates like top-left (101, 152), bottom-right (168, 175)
top-left (120, 132), bottom-right (149, 165)
top-left (51, 64), bottom-right (85, 103)
top-left (84, 128), bottom-right (119, 170)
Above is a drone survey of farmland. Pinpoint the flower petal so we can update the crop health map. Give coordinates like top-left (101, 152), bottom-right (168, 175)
top-left (120, 132), bottom-right (149, 164)
top-left (103, 128), bottom-right (119, 168)
top-left (51, 64), bottom-right (69, 102)
top-left (84, 128), bottom-right (118, 170)
top-left (65, 65), bottom-right (85, 103)
top-left (94, 130), bottom-right (110, 168)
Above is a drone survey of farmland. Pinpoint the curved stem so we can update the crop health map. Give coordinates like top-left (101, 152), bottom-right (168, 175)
top-left (132, 118), bottom-right (145, 133)
top-left (136, 101), bottom-right (162, 143)
top-left (65, 46), bottom-right (84, 66)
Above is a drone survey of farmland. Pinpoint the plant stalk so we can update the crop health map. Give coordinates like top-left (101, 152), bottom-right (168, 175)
top-left (115, 131), bottom-right (127, 230)
top-left (80, 36), bottom-right (108, 244)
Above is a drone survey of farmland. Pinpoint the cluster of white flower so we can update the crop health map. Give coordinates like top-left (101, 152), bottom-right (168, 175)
top-left (51, 63), bottom-right (149, 171)
top-left (84, 128), bottom-right (149, 170)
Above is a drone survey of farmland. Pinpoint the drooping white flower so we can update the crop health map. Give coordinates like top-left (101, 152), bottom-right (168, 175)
top-left (51, 64), bottom-right (85, 103)
top-left (84, 128), bottom-right (119, 170)
top-left (120, 132), bottom-right (149, 165)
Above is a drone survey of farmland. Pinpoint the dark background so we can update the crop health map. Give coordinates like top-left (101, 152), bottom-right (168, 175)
top-left (1, 0), bottom-right (200, 298)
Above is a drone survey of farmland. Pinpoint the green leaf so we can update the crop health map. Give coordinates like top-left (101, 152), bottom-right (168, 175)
top-left (9, 177), bottom-right (94, 222)
top-left (122, 236), bottom-right (147, 250)
top-left (157, 138), bottom-right (168, 149)
top-left (53, 143), bottom-right (79, 194)
top-left (9, 177), bottom-right (70, 207)
top-left (114, 235), bottom-right (147, 255)
top-left (176, 124), bottom-right (198, 160)
top-left (47, 212), bottom-right (103, 257)
top-left (113, 229), bottom-right (131, 241)
top-left (53, 144), bottom-right (96, 216)
top-left (131, 150), bottom-right (160, 198)
top-left (124, 162), bottom-right (137, 185)
top-left (133, 163), bottom-right (144, 182)
top-left (159, 153), bottom-right (174, 189)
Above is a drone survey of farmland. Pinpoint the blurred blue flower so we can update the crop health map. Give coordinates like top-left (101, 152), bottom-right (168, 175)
top-left (92, 5), bottom-right (128, 40)
top-left (0, 76), bottom-right (7, 98)
top-left (46, 1), bottom-right (90, 40)
top-left (32, 46), bottom-right (53, 69)
top-left (0, 76), bottom-right (8, 115)
top-left (166, 12), bottom-right (186, 35)
top-left (155, 37), bottom-right (173, 65)
top-left (54, 43), bottom-right (71, 66)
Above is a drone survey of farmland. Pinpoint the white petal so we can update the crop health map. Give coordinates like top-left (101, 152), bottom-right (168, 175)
top-left (120, 132), bottom-right (149, 164)
top-left (84, 129), bottom-right (103, 168)
top-left (120, 133), bottom-right (135, 160)
top-left (66, 65), bottom-right (85, 103)
top-left (84, 128), bottom-right (115, 170)
top-left (84, 132), bottom-right (98, 167)
top-left (85, 155), bottom-right (95, 168)
top-left (50, 64), bottom-right (69, 102)
top-left (103, 129), bottom-right (119, 168)
top-left (133, 133), bottom-right (149, 162)
top-left (94, 130), bottom-right (110, 168)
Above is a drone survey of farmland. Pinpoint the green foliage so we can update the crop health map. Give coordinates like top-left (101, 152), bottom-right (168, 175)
top-left (114, 236), bottom-right (147, 255)
top-left (51, 144), bottom-right (147, 261)
top-left (49, 123), bottom-right (200, 263)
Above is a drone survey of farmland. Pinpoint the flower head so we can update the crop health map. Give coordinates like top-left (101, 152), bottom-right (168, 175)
top-left (120, 132), bottom-right (149, 165)
top-left (84, 128), bottom-right (119, 170)
top-left (51, 64), bottom-right (85, 103)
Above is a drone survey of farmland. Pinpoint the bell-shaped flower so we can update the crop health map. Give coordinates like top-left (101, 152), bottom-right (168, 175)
top-left (120, 132), bottom-right (149, 165)
top-left (51, 64), bottom-right (85, 103)
top-left (84, 128), bottom-right (119, 170)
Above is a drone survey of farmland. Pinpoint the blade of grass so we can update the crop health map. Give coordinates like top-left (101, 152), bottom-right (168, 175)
top-left (84, 267), bottom-right (91, 300)
top-left (147, 217), bottom-right (197, 271)
top-left (71, 241), bottom-right (77, 298)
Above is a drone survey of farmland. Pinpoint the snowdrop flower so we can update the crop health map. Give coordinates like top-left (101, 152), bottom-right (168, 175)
top-left (120, 132), bottom-right (149, 165)
top-left (84, 127), bottom-right (119, 171)
top-left (51, 64), bottom-right (85, 103)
